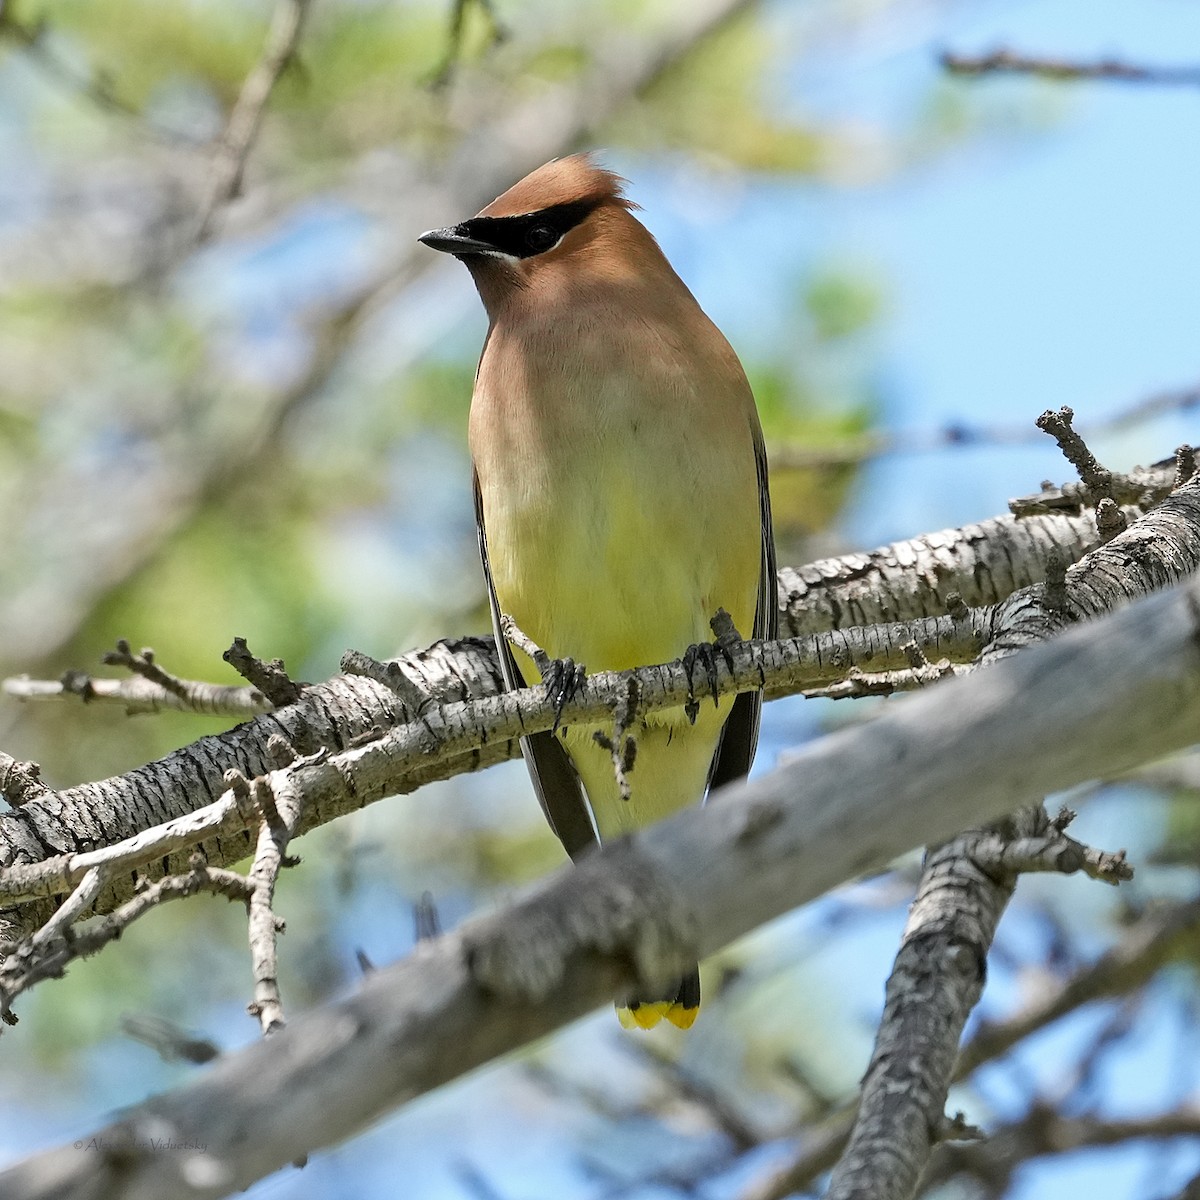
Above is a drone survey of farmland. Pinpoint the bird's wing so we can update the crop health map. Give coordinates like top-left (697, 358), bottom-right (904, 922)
top-left (473, 473), bottom-right (599, 860)
top-left (708, 425), bottom-right (776, 791)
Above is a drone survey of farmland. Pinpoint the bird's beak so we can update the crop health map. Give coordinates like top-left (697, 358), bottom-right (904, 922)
top-left (417, 225), bottom-right (496, 257)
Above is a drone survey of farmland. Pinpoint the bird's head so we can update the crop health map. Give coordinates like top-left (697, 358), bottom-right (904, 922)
top-left (418, 154), bottom-right (647, 314)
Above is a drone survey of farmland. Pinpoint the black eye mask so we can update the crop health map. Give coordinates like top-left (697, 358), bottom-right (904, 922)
top-left (458, 199), bottom-right (600, 259)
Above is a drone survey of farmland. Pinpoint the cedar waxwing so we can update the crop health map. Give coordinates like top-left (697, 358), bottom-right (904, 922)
top-left (419, 154), bottom-right (776, 1029)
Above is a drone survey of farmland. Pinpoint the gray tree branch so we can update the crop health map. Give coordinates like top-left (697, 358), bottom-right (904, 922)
top-left (821, 452), bottom-right (1200, 1200)
top-left (738, 892), bottom-right (1200, 1200)
top-left (5, 562), bottom-right (1200, 1199)
top-left (0, 487), bottom-right (1136, 944)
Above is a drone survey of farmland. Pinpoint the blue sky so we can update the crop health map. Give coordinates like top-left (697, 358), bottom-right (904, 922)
top-left (626, 0), bottom-right (1200, 549)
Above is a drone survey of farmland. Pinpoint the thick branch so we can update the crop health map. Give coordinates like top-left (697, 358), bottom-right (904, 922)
top-left (823, 809), bottom-right (1126, 1200)
top-left (0, 605), bottom-right (992, 941)
top-left (738, 892), bottom-right (1200, 1200)
top-left (779, 505), bottom-right (1142, 635)
top-left (820, 461), bottom-right (1200, 1199)
top-left (2, 481), bottom-right (1195, 940)
top-left (0, 619), bottom-right (980, 922)
top-left (6, 571), bottom-right (1200, 1199)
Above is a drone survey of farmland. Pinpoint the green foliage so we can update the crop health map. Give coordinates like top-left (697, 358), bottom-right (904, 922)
top-left (1156, 786), bottom-right (1200, 867)
top-left (918, 76), bottom-right (1072, 157)
top-left (396, 359), bottom-right (477, 433)
top-left (14, 889), bottom-right (249, 1072)
top-left (743, 263), bottom-right (885, 542)
top-left (805, 269), bottom-right (885, 342)
top-left (752, 362), bottom-right (873, 540)
top-left (19, 0), bottom-right (267, 106)
top-left (628, 13), bottom-right (825, 171)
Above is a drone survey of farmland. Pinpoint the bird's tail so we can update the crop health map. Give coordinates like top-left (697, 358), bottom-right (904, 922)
top-left (616, 967), bottom-right (700, 1030)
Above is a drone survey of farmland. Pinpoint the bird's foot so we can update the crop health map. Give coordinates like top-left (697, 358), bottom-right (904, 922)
top-left (542, 656), bottom-right (587, 731)
top-left (682, 610), bottom-right (742, 724)
top-left (500, 614), bottom-right (586, 730)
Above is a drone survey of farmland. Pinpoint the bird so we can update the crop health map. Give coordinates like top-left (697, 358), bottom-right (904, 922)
top-left (419, 154), bottom-right (776, 1029)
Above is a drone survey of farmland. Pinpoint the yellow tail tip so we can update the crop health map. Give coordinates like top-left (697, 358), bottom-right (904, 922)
top-left (666, 1002), bottom-right (699, 1030)
top-left (617, 1000), bottom-right (672, 1029)
top-left (615, 1000), bottom-right (699, 1030)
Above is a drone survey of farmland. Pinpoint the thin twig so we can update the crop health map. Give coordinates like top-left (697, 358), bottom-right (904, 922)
top-left (942, 49), bottom-right (1200, 87)
top-left (772, 381), bottom-right (1200, 473)
top-left (3, 670), bottom-right (272, 718)
top-left (0, 860), bottom-right (252, 1022)
top-left (195, 0), bottom-right (312, 241)
top-left (1176, 445), bottom-right (1197, 489)
top-left (803, 657), bottom-right (964, 699)
top-left (223, 637), bottom-right (304, 707)
top-left (0, 7), bottom-right (194, 140)
top-left (1010, 463), bottom-right (1173, 517)
top-left (245, 773), bottom-right (307, 1035)
top-left (97, 639), bottom-right (273, 715)
top-left (1035, 406), bottom-right (1116, 504)
top-left (32, 866), bottom-right (106, 949)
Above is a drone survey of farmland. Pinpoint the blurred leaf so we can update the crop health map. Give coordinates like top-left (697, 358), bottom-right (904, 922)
top-left (805, 269), bottom-right (885, 341)
top-left (1155, 787), bottom-right (1200, 866)
top-left (401, 359), bottom-right (477, 432)
top-left (623, 14), bottom-right (825, 171)
top-left (15, 890), bottom-right (248, 1071)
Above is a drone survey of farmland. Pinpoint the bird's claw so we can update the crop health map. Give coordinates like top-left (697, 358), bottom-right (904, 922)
top-left (543, 657), bottom-right (586, 731)
top-left (682, 639), bottom-right (735, 723)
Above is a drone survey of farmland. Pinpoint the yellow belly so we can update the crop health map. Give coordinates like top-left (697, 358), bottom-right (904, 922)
top-left (482, 445), bottom-right (758, 839)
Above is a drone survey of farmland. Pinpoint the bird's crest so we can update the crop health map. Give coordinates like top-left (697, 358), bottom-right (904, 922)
top-left (478, 153), bottom-right (636, 219)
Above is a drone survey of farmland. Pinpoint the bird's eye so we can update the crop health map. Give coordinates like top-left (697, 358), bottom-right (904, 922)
top-left (525, 225), bottom-right (559, 253)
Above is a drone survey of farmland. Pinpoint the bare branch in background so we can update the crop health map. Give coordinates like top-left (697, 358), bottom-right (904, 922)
top-left (929, 1104), bottom-right (1200, 1191)
top-left (120, 1013), bottom-right (221, 1065)
top-left (942, 49), bottom-right (1200, 87)
top-left (738, 892), bottom-right (1200, 1200)
top-left (771, 380), bottom-right (1200, 472)
top-left (427, 0), bottom-right (509, 90)
top-left (0, 4), bottom-right (189, 139)
top-left (195, 0), bottom-right (313, 241)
